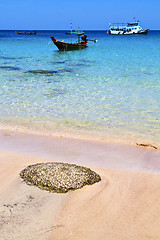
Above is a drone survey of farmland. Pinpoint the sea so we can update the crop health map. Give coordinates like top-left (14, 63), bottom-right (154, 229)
top-left (0, 30), bottom-right (160, 146)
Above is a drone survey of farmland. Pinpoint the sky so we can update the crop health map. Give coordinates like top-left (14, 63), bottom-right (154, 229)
top-left (0, 0), bottom-right (160, 30)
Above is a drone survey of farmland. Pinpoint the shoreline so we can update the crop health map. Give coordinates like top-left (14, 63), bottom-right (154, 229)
top-left (0, 120), bottom-right (160, 150)
top-left (0, 129), bottom-right (160, 173)
top-left (1, 130), bottom-right (160, 239)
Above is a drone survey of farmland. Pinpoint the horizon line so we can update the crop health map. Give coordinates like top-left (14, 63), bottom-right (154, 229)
top-left (0, 28), bottom-right (159, 31)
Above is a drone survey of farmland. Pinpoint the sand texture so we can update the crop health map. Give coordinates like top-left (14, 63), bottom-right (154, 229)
top-left (48, 168), bottom-right (160, 240)
top-left (0, 151), bottom-right (69, 240)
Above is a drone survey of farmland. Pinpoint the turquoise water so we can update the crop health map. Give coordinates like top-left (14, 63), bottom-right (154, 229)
top-left (0, 30), bottom-right (160, 145)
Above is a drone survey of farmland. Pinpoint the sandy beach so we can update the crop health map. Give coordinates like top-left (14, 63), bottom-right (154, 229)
top-left (1, 7), bottom-right (160, 240)
top-left (1, 131), bottom-right (160, 240)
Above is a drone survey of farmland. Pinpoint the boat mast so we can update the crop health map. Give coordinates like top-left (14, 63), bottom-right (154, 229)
top-left (70, 20), bottom-right (72, 43)
top-left (77, 26), bottom-right (81, 42)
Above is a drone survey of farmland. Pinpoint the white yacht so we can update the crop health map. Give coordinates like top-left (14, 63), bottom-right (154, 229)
top-left (107, 21), bottom-right (149, 35)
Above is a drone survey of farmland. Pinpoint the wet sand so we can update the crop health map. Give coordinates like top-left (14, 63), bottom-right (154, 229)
top-left (0, 131), bottom-right (160, 240)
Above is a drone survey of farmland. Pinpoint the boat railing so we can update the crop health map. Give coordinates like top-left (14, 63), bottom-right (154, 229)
top-left (110, 21), bottom-right (139, 27)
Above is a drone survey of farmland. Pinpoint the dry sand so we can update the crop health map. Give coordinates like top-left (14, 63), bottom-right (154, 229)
top-left (0, 151), bottom-right (70, 240)
top-left (0, 132), bottom-right (160, 240)
top-left (49, 168), bottom-right (160, 240)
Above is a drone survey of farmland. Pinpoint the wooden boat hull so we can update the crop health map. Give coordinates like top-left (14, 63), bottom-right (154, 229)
top-left (50, 36), bottom-right (87, 51)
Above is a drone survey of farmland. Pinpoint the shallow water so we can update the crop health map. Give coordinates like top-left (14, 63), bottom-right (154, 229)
top-left (0, 30), bottom-right (160, 145)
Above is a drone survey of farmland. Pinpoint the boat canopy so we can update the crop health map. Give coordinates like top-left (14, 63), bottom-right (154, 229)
top-left (127, 22), bottom-right (139, 26)
top-left (110, 21), bottom-right (139, 27)
top-left (65, 30), bottom-right (85, 35)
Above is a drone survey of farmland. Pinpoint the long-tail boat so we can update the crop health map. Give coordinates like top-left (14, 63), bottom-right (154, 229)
top-left (15, 31), bottom-right (37, 35)
top-left (51, 30), bottom-right (88, 51)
